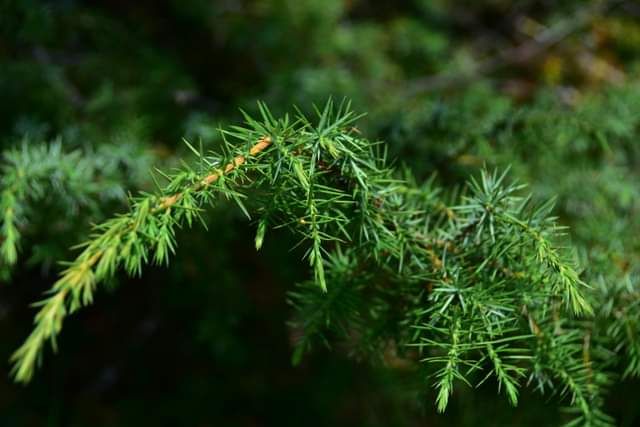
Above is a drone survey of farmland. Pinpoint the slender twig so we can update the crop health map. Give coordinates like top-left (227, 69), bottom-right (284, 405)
top-left (404, 1), bottom-right (620, 96)
top-left (157, 136), bottom-right (271, 211)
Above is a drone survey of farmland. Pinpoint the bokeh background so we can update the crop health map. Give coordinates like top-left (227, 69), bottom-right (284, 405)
top-left (1, 0), bottom-right (639, 425)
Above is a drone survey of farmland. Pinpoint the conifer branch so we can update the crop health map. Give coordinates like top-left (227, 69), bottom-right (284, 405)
top-left (10, 135), bottom-right (272, 383)
top-left (0, 142), bottom-right (152, 279)
top-left (9, 102), bottom-right (600, 426)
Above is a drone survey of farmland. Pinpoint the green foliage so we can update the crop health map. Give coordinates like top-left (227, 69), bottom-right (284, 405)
top-left (2, 1), bottom-right (640, 426)
top-left (0, 140), bottom-right (152, 279)
top-left (9, 103), bottom-right (612, 427)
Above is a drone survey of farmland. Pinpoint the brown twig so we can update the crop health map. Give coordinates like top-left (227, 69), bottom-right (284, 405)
top-left (157, 136), bottom-right (272, 211)
top-left (404, 1), bottom-right (621, 96)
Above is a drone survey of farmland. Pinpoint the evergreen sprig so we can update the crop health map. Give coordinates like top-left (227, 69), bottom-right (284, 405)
top-left (11, 102), bottom-right (598, 426)
top-left (0, 140), bottom-right (151, 279)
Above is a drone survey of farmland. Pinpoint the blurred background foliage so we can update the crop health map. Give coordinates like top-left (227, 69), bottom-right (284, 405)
top-left (0, 0), bottom-right (639, 425)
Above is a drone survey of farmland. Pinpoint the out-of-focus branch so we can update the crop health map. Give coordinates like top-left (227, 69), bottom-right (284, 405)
top-left (404, 1), bottom-right (622, 96)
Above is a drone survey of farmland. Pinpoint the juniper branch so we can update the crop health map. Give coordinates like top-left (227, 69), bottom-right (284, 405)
top-left (10, 102), bottom-right (599, 427)
top-left (10, 135), bottom-right (272, 383)
top-left (0, 141), bottom-right (152, 278)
